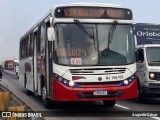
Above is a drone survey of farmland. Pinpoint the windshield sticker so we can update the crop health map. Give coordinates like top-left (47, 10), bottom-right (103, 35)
top-left (56, 49), bottom-right (86, 57)
top-left (71, 58), bottom-right (82, 65)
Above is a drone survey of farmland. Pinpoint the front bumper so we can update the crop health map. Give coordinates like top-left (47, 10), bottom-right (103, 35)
top-left (51, 79), bottom-right (137, 101)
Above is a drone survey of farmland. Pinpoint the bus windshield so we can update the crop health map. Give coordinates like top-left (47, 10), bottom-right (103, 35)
top-left (146, 47), bottom-right (160, 66)
top-left (54, 23), bottom-right (135, 66)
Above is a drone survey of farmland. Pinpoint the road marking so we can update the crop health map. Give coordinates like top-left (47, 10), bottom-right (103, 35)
top-left (152, 117), bottom-right (160, 120)
top-left (115, 104), bottom-right (160, 120)
top-left (115, 104), bottom-right (130, 110)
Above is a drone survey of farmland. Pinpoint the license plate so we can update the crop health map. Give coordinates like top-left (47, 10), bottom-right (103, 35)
top-left (93, 90), bottom-right (108, 95)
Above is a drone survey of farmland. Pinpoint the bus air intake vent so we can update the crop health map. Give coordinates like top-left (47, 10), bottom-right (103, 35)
top-left (70, 68), bottom-right (126, 75)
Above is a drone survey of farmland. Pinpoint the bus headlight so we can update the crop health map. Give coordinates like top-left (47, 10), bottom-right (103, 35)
top-left (124, 80), bottom-right (129, 85)
top-left (149, 73), bottom-right (155, 79)
top-left (118, 74), bottom-right (136, 86)
top-left (69, 81), bottom-right (75, 87)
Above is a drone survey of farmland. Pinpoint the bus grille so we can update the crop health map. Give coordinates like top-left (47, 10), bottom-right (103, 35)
top-left (70, 68), bottom-right (126, 75)
top-left (76, 81), bottom-right (122, 85)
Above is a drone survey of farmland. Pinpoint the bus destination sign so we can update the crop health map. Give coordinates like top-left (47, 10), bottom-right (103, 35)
top-left (55, 7), bottom-right (132, 20)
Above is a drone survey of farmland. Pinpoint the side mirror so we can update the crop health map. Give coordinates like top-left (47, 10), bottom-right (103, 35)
top-left (136, 49), bottom-right (144, 62)
top-left (47, 27), bottom-right (55, 41)
top-left (135, 51), bottom-right (139, 62)
top-left (0, 72), bottom-right (2, 79)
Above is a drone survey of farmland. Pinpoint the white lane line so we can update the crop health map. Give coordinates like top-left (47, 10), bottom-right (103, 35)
top-left (115, 104), bottom-right (160, 120)
top-left (152, 117), bottom-right (160, 120)
top-left (115, 104), bottom-right (130, 110)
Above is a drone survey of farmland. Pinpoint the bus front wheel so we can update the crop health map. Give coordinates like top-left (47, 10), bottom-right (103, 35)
top-left (103, 100), bottom-right (116, 107)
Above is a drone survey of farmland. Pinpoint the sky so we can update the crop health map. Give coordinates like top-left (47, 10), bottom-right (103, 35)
top-left (0, 0), bottom-right (160, 63)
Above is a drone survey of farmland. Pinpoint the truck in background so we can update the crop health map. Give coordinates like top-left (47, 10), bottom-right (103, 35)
top-left (4, 60), bottom-right (14, 70)
top-left (134, 23), bottom-right (160, 101)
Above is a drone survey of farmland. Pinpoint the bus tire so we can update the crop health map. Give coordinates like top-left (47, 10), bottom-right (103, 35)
top-left (42, 86), bottom-right (51, 109)
top-left (25, 82), bottom-right (31, 95)
top-left (103, 100), bottom-right (116, 107)
top-left (25, 75), bottom-right (32, 95)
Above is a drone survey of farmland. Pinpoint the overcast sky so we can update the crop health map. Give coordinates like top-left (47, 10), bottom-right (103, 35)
top-left (0, 0), bottom-right (160, 63)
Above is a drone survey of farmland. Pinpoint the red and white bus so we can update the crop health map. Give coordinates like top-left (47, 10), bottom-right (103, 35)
top-left (4, 60), bottom-right (14, 70)
top-left (19, 3), bottom-right (137, 108)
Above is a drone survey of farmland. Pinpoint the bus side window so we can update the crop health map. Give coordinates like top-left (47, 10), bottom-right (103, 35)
top-left (40, 23), bottom-right (46, 56)
top-left (136, 49), bottom-right (144, 62)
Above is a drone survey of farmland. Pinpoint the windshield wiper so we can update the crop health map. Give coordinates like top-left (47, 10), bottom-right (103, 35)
top-left (74, 19), bottom-right (94, 39)
top-left (102, 21), bottom-right (117, 55)
top-left (108, 21), bottom-right (117, 47)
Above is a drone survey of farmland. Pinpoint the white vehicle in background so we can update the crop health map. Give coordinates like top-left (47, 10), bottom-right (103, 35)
top-left (136, 44), bottom-right (160, 100)
top-left (134, 23), bottom-right (160, 101)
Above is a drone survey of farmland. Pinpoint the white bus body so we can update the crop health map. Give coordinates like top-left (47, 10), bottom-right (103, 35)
top-left (19, 3), bottom-right (137, 108)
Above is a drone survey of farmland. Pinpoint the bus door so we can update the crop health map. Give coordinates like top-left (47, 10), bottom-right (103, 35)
top-left (40, 20), bottom-right (52, 98)
top-left (34, 23), bottom-right (49, 96)
top-left (39, 22), bottom-right (47, 96)
top-left (36, 26), bottom-right (43, 96)
top-left (45, 21), bottom-right (52, 97)
top-left (33, 28), bottom-right (38, 95)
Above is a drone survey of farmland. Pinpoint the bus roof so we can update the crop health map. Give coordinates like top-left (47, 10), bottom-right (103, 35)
top-left (20, 3), bottom-right (128, 40)
top-left (55, 3), bottom-right (121, 8)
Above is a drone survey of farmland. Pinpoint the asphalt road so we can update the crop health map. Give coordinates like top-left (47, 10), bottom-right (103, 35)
top-left (1, 70), bottom-right (160, 120)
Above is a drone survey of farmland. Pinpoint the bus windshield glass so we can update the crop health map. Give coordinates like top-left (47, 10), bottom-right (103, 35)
top-left (146, 47), bottom-right (160, 66)
top-left (54, 23), bottom-right (135, 66)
